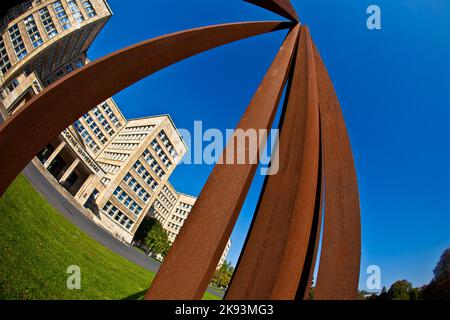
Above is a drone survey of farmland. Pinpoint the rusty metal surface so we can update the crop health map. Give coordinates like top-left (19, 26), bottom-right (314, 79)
top-left (300, 152), bottom-right (324, 300)
top-left (224, 26), bottom-right (320, 300)
top-left (0, 21), bottom-right (292, 197)
top-left (144, 25), bottom-right (300, 300)
top-left (313, 44), bottom-right (362, 300)
top-left (244, 0), bottom-right (300, 22)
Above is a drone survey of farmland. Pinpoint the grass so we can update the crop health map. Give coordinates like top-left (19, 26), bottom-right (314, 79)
top-left (0, 175), bottom-right (220, 300)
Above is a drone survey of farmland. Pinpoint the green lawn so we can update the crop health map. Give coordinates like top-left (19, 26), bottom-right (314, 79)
top-left (0, 175), bottom-right (220, 300)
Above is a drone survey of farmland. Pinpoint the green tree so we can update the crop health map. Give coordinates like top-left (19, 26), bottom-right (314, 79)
top-left (211, 261), bottom-right (234, 289)
top-left (134, 217), bottom-right (171, 257)
top-left (387, 280), bottom-right (413, 300)
top-left (422, 246), bottom-right (450, 300)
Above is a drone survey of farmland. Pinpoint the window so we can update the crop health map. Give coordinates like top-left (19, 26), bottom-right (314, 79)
top-left (8, 24), bottom-right (27, 60)
top-left (53, 1), bottom-right (72, 30)
top-left (82, 113), bottom-right (107, 144)
top-left (0, 37), bottom-right (11, 76)
top-left (100, 102), bottom-right (121, 128)
top-left (73, 120), bottom-right (100, 153)
top-left (66, 0), bottom-right (84, 23)
top-left (38, 7), bottom-right (58, 39)
top-left (4, 78), bottom-right (19, 94)
top-left (81, 0), bottom-right (96, 18)
top-left (24, 15), bottom-right (43, 48)
top-left (101, 177), bottom-right (110, 186)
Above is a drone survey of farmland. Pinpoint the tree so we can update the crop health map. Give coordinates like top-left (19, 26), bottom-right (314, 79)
top-left (211, 261), bottom-right (234, 289)
top-left (134, 216), bottom-right (157, 243)
top-left (134, 217), bottom-right (171, 257)
top-left (387, 280), bottom-right (413, 300)
top-left (422, 246), bottom-right (450, 300)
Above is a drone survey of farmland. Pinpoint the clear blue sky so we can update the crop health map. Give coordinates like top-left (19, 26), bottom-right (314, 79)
top-left (87, 0), bottom-right (450, 291)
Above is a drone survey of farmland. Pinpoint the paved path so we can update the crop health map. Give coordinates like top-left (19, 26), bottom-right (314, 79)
top-left (23, 163), bottom-right (223, 299)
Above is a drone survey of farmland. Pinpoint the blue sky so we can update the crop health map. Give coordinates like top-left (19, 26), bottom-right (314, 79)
top-left (87, 0), bottom-right (450, 290)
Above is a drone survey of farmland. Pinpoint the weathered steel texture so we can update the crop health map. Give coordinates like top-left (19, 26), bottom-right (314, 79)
top-left (313, 44), bottom-right (362, 300)
top-left (0, 21), bottom-right (292, 197)
top-left (298, 142), bottom-right (324, 300)
top-left (244, 0), bottom-right (300, 22)
top-left (144, 25), bottom-right (300, 300)
top-left (225, 26), bottom-right (320, 300)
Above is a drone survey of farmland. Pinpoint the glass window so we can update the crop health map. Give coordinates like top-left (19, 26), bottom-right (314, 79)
top-left (8, 24), bottom-right (28, 60)
top-left (0, 37), bottom-right (11, 75)
top-left (24, 15), bottom-right (43, 48)
top-left (81, 0), bottom-right (96, 18)
top-left (66, 0), bottom-right (84, 23)
top-left (53, 1), bottom-right (72, 30)
top-left (38, 7), bottom-right (58, 39)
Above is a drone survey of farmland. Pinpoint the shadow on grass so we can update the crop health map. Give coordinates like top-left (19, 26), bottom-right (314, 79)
top-left (122, 289), bottom-right (148, 300)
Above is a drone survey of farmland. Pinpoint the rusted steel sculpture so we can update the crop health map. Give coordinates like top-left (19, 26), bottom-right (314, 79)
top-left (0, 0), bottom-right (360, 300)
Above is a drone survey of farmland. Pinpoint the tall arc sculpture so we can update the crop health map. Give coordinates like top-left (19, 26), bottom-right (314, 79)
top-left (0, 0), bottom-right (360, 300)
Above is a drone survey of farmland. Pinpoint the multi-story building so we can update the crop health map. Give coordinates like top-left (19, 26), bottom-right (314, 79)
top-left (0, 0), bottom-right (112, 115)
top-left (150, 189), bottom-right (231, 268)
top-left (0, 0), bottom-right (231, 266)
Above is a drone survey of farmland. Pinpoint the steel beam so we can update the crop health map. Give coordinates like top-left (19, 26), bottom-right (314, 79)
top-left (0, 21), bottom-right (293, 197)
top-left (144, 24), bottom-right (300, 300)
top-left (313, 44), bottom-right (362, 300)
top-left (244, 0), bottom-right (300, 22)
top-left (225, 26), bottom-right (320, 300)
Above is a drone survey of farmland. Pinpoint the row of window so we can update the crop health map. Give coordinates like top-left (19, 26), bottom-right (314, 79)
top-left (158, 192), bottom-right (174, 210)
top-left (24, 14), bottom-right (43, 48)
top-left (113, 187), bottom-right (143, 216)
top-left (153, 212), bottom-right (165, 224)
top-left (9, 24), bottom-right (27, 61)
top-left (0, 38), bottom-right (11, 75)
top-left (74, 120), bottom-right (100, 153)
top-left (153, 200), bottom-right (170, 216)
top-left (167, 222), bottom-right (181, 231)
top-left (52, 35), bottom-right (71, 75)
top-left (162, 185), bottom-right (177, 203)
top-left (102, 151), bottom-right (129, 162)
top-left (103, 201), bottom-right (134, 231)
top-left (100, 102), bottom-right (122, 128)
top-left (142, 149), bottom-right (166, 179)
top-left (151, 139), bottom-right (172, 168)
top-left (179, 201), bottom-right (193, 211)
top-left (45, 58), bottom-right (84, 85)
top-left (123, 173), bottom-right (151, 203)
top-left (53, 1), bottom-right (71, 30)
top-left (82, 113), bottom-right (107, 144)
top-left (167, 231), bottom-right (177, 240)
top-left (123, 125), bottom-right (154, 133)
top-left (171, 215), bottom-right (185, 224)
top-left (132, 161), bottom-right (160, 191)
top-left (158, 130), bottom-right (179, 160)
top-left (174, 208), bottom-right (189, 217)
top-left (38, 6), bottom-right (57, 39)
top-left (93, 106), bottom-right (115, 136)
top-left (0, 0), bottom-right (97, 73)
top-left (117, 133), bottom-right (147, 141)
top-left (109, 142), bottom-right (138, 151)
top-left (98, 161), bottom-right (120, 174)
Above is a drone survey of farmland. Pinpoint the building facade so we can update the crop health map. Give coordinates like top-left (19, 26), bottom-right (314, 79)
top-left (0, 0), bottom-right (231, 266)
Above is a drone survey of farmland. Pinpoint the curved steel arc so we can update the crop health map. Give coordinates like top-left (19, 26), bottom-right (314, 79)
top-left (0, 21), bottom-right (292, 197)
top-left (145, 24), bottom-right (300, 300)
top-left (224, 26), bottom-right (320, 300)
top-left (244, 0), bottom-right (300, 22)
top-left (313, 44), bottom-right (362, 300)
